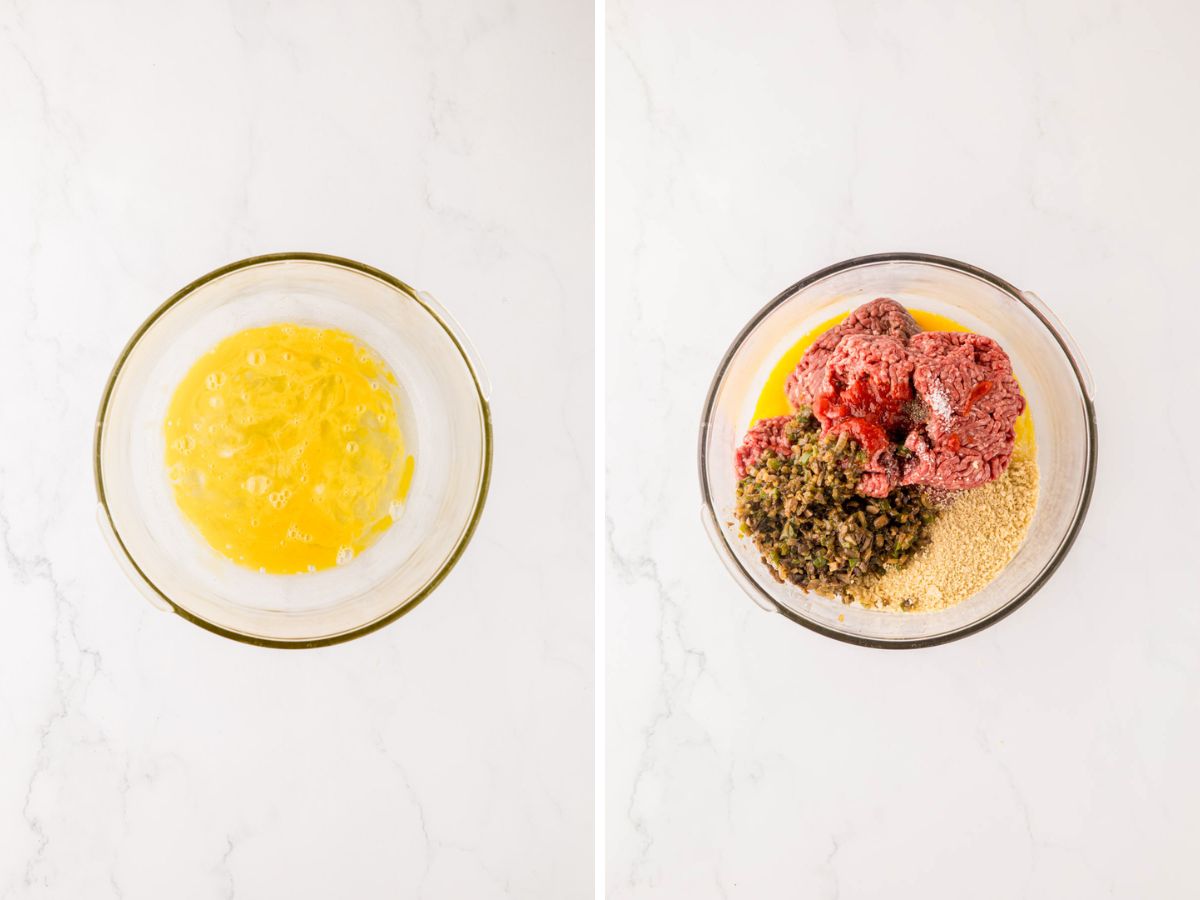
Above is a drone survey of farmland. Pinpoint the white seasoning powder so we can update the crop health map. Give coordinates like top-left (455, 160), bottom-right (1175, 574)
top-left (926, 384), bottom-right (953, 424)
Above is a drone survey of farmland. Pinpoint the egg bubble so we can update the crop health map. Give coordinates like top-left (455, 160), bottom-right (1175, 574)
top-left (205, 371), bottom-right (227, 390)
top-left (345, 441), bottom-right (359, 455)
top-left (336, 546), bottom-right (354, 566)
top-left (245, 475), bottom-right (271, 495)
top-left (208, 395), bottom-right (223, 409)
top-left (247, 349), bottom-right (266, 366)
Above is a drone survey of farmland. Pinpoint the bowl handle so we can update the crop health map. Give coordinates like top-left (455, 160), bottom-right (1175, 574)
top-left (417, 290), bottom-right (492, 402)
top-left (96, 504), bottom-right (173, 612)
top-left (1021, 290), bottom-right (1095, 401)
top-left (700, 505), bottom-right (779, 614)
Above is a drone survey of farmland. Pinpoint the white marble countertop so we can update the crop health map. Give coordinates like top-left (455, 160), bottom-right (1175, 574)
top-left (607, 1), bottom-right (1200, 897)
top-left (0, 1), bottom-right (593, 897)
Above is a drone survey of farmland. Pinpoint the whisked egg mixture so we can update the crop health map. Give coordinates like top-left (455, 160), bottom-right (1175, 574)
top-left (164, 323), bottom-right (415, 575)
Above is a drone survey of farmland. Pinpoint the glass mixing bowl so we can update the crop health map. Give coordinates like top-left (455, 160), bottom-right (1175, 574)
top-left (699, 253), bottom-right (1097, 648)
top-left (95, 253), bottom-right (492, 648)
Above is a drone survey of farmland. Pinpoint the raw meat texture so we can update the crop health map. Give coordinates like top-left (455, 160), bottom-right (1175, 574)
top-left (734, 415), bottom-right (793, 479)
top-left (813, 334), bottom-right (915, 435)
top-left (743, 298), bottom-right (1024, 495)
top-left (785, 298), bottom-right (920, 409)
top-left (826, 417), bottom-right (899, 498)
top-left (900, 331), bottom-right (1025, 491)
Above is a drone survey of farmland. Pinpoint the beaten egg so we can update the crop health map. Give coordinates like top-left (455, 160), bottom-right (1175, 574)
top-left (163, 323), bottom-right (415, 575)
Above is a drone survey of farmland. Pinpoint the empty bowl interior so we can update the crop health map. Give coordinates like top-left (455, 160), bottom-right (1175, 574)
top-left (97, 256), bottom-right (490, 645)
top-left (700, 256), bottom-right (1095, 646)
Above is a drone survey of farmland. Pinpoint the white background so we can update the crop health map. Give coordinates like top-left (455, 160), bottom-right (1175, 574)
top-left (0, 1), bottom-right (592, 897)
top-left (608, 0), bottom-right (1200, 897)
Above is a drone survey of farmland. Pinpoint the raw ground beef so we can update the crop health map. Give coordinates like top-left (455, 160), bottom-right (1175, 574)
top-left (814, 333), bottom-right (915, 435)
top-left (826, 418), bottom-right (900, 498)
top-left (899, 332), bottom-right (1025, 491)
top-left (734, 415), bottom-right (793, 479)
top-left (745, 298), bottom-right (1023, 496)
top-left (812, 333), bottom-right (915, 497)
top-left (785, 298), bottom-right (920, 409)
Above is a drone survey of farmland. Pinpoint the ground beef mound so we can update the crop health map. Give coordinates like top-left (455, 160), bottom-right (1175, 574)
top-left (756, 298), bottom-right (1023, 495)
top-left (734, 415), bottom-right (793, 479)
top-left (785, 298), bottom-right (920, 409)
top-left (899, 332), bottom-right (1025, 491)
top-left (811, 333), bottom-right (915, 497)
top-left (814, 333), bottom-right (915, 434)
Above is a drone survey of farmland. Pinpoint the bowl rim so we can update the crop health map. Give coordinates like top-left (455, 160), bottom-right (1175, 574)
top-left (697, 251), bottom-right (1098, 649)
top-left (94, 251), bottom-right (494, 649)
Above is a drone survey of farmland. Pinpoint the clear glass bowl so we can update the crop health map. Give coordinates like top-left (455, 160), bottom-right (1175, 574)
top-left (699, 253), bottom-right (1097, 648)
top-left (95, 253), bottom-right (492, 648)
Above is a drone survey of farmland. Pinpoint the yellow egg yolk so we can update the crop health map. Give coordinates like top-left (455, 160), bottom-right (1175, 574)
top-left (164, 323), bottom-right (415, 575)
top-left (750, 308), bottom-right (1035, 453)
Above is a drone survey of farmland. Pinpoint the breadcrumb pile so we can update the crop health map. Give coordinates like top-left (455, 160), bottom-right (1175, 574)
top-left (847, 445), bottom-right (1039, 611)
